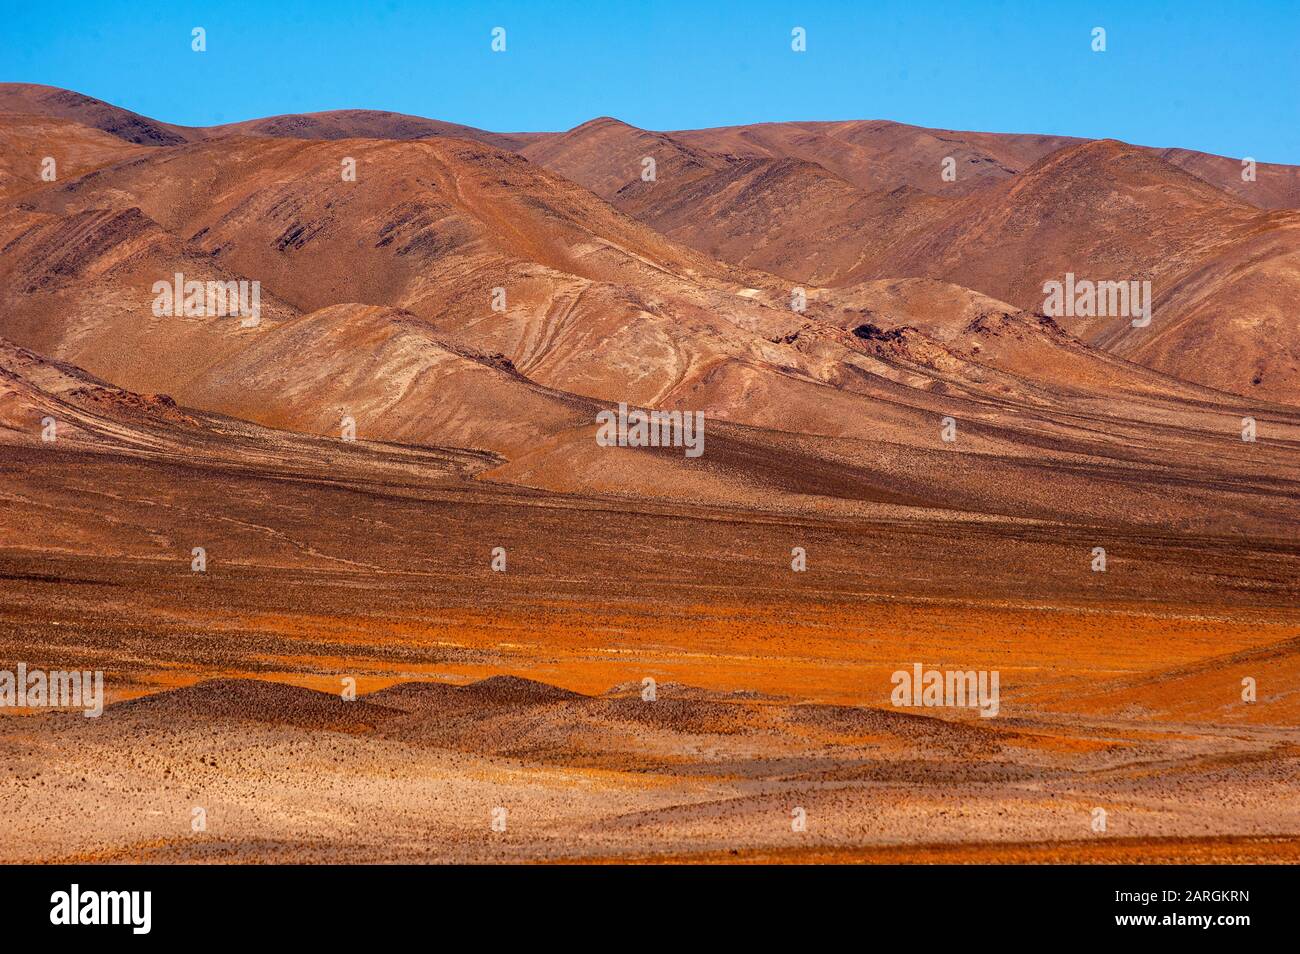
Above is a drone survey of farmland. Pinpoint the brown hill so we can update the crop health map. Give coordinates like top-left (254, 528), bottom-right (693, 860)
top-left (0, 334), bottom-right (495, 484)
top-left (0, 204), bottom-right (590, 457)
top-left (514, 121), bottom-right (1300, 400)
top-left (6, 82), bottom-right (1293, 211)
top-left (860, 139), bottom-right (1262, 303)
top-left (0, 83), bottom-right (192, 145)
top-left (519, 116), bottom-right (726, 200)
top-left (1151, 146), bottom-right (1300, 210)
top-left (851, 141), bottom-right (1300, 401)
top-left (3, 89), bottom-right (1300, 528)
top-left (614, 156), bottom-right (948, 285)
top-left (1110, 214), bottom-right (1300, 400)
top-left (0, 114), bottom-right (146, 201)
top-left (7, 86), bottom-right (1298, 403)
top-left (667, 119), bottom-right (1300, 210)
top-left (668, 119), bottom-right (1078, 196)
top-left (5, 145), bottom-right (1300, 531)
top-left (110, 678), bottom-right (401, 732)
top-left (199, 108), bottom-right (534, 151)
top-left (0, 335), bottom-right (198, 447)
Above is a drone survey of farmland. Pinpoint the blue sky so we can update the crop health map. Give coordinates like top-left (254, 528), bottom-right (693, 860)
top-left (3, 0), bottom-right (1298, 162)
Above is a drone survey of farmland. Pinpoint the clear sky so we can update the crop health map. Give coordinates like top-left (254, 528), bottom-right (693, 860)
top-left (3, 0), bottom-right (1298, 162)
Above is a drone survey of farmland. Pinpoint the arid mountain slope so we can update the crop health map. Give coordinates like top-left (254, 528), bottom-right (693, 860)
top-left (858, 139), bottom-right (1263, 303)
top-left (7, 84), bottom-right (1294, 207)
top-left (1151, 146), bottom-right (1300, 210)
top-left (614, 157), bottom-right (948, 284)
top-left (5, 134), bottom-right (825, 414)
top-left (850, 142), bottom-right (1300, 401)
top-left (181, 303), bottom-right (593, 457)
top-left (0, 204), bottom-right (298, 384)
top-left (669, 119), bottom-right (1081, 196)
top-left (0, 210), bottom-right (588, 459)
top-left (200, 109), bottom-right (535, 151)
top-left (510, 121), bottom-right (1300, 401)
top-left (5, 208), bottom-right (1299, 536)
top-left (0, 335), bottom-right (494, 483)
top-left (519, 116), bottom-right (727, 200)
top-left (670, 119), bottom-right (1300, 209)
top-left (0, 83), bottom-right (192, 145)
top-left (0, 114), bottom-right (146, 200)
top-left (2, 86), bottom-right (1299, 512)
